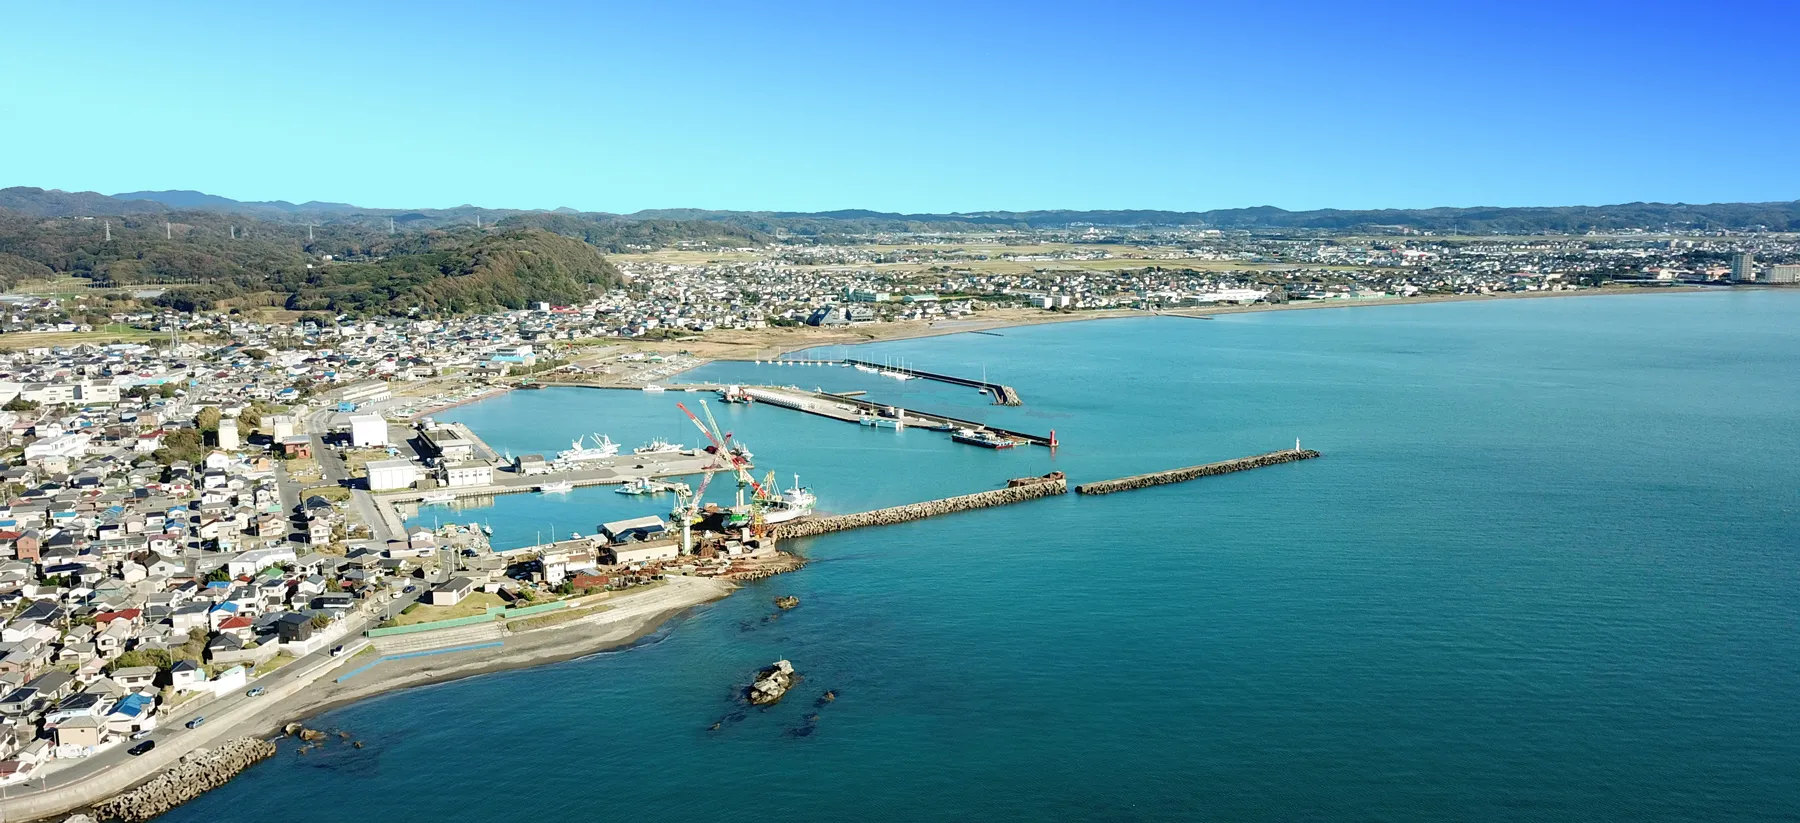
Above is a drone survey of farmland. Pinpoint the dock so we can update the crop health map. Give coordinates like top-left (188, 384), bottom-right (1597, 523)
top-left (842, 358), bottom-right (1022, 405)
top-left (1074, 448), bottom-right (1321, 495)
top-left (742, 386), bottom-right (1056, 447)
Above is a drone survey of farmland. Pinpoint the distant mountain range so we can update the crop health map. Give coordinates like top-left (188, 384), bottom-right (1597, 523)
top-left (2, 185), bottom-right (1797, 233)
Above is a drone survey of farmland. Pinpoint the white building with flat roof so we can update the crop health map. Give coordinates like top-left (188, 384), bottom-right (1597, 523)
top-left (366, 458), bottom-right (421, 492)
top-left (348, 414), bottom-right (388, 448)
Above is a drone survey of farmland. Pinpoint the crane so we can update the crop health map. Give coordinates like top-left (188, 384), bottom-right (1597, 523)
top-left (677, 401), bottom-right (769, 535)
top-left (670, 466), bottom-right (716, 554)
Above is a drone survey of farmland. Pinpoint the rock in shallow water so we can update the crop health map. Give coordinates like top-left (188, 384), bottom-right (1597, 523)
top-left (747, 660), bottom-right (799, 706)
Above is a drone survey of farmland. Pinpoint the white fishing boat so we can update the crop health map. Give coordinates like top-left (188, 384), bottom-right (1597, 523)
top-left (633, 439), bottom-right (682, 455)
top-left (536, 481), bottom-right (574, 493)
top-left (760, 474), bottom-right (817, 524)
top-left (642, 384), bottom-right (666, 393)
top-left (419, 492), bottom-right (456, 504)
top-left (616, 477), bottom-right (655, 495)
top-left (556, 434), bottom-right (619, 464)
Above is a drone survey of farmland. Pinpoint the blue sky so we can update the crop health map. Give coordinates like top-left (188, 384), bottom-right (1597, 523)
top-left (3, 0), bottom-right (1795, 213)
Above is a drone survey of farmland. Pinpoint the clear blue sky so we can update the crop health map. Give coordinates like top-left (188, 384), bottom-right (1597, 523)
top-left (3, 0), bottom-right (1795, 214)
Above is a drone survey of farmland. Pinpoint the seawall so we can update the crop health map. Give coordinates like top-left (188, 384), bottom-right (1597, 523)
top-left (769, 478), bottom-right (1067, 539)
top-left (1074, 449), bottom-right (1321, 495)
top-left (90, 738), bottom-right (277, 822)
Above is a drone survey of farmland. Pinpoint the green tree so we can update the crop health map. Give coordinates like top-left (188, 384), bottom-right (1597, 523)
top-left (205, 567), bottom-right (232, 583)
top-left (2, 398), bottom-right (37, 412)
top-left (196, 405), bottom-right (221, 433)
top-left (308, 614), bottom-right (333, 629)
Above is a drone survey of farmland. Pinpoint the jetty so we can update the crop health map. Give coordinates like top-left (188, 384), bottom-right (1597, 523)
top-left (842, 358), bottom-right (1023, 405)
top-left (1074, 448), bottom-right (1321, 495)
top-left (742, 386), bottom-right (1055, 447)
top-left (769, 475), bottom-right (1067, 539)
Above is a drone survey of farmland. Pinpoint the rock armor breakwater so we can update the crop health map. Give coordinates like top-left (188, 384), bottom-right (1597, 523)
top-left (91, 738), bottom-right (276, 822)
top-left (768, 477), bottom-right (1067, 539)
top-left (1075, 449), bottom-right (1321, 495)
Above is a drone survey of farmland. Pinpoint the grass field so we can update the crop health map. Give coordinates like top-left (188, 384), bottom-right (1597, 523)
top-left (0, 327), bottom-right (168, 350)
top-left (389, 592), bottom-right (506, 626)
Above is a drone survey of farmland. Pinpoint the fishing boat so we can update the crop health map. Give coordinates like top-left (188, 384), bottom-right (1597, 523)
top-left (718, 385), bottom-right (753, 404)
top-left (642, 384), bottom-right (666, 393)
top-left (419, 492), bottom-right (456, 504)
top-left (616, 477), bottom-right (656, 495)
top-left (951, 427), bottom-right (1017, 449)
top-left (761, 475), bottom-right (816, 524)
top-left (633, 439), bottom-right (683, 455)
top-left (555, 434), bottom-right (619, 464)
top-left (536, 481), bottom-right (574, 493)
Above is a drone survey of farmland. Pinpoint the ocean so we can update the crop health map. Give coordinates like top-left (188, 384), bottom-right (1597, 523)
top-left (166, 291), bottom-right (1800, 822)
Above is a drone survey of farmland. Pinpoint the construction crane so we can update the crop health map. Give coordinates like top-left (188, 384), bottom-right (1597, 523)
top-left (677, 401), bottom-right (769, 534)
top-left (670, 466), bottom-right (716, 554)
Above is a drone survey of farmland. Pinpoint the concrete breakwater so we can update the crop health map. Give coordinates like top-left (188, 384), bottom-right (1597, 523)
top-left (769, 478), bottom-right (1067, 539)
top-left (90, 738), bottom-right (276, 822)
top-left (1075, 449), bottom-right (1321, 495)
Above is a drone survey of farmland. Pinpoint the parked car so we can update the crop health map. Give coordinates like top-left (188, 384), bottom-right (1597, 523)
top-left (129, 740), bottom-right (155, 756)
top-left (129, 729), bottom-right (153, 741)
top-left (246, 687), bottom-right (266, 698)
top-left (185, 716), bottom-right (205, 730)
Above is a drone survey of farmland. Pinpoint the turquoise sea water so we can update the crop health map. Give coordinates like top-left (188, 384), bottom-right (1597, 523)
top-left (170, 292), bottom-right (1798, 822)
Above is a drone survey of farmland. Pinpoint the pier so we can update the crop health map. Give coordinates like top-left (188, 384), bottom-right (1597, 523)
top-left (741, 386), bottom-right (1056, 447)
top-left (842, 358), bottom-right (1023, 405)
top-left (1074, 448), bottom-right (1321, 495)
top-left (769, 475), bottom-right (1067, 539)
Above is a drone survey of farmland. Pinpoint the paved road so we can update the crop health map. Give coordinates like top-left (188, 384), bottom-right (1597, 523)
top-left (0, 585), bottom-right (417, 800)
top-left (299, 408), bottom-right (397, 544)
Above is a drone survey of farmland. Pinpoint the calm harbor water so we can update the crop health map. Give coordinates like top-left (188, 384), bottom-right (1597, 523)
top-left (171, 292), bottom-right (1798, 822)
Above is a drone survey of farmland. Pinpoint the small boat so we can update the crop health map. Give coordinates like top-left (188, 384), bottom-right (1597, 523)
top-left (642, 385), bottom-right (666, 393)
top-left (419, 492), bottom-right (456, 504)
top-left (536, 481), bottom-right (574, 493)
top-left (616, 477), bottom-right (656, 495)
top-left (633, 439), bottom-right (682, 455)
top-left (951, 427), bottom-right (1017, 449)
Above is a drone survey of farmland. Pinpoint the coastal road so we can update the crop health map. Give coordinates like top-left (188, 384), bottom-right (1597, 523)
top-left (0, 589), bottom-right (416, 805)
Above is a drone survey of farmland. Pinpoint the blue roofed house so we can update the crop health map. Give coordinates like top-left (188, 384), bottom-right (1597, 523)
top-left (105, 691), bottom-right (157, 735)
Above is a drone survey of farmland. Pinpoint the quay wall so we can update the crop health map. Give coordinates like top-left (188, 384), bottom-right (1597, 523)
top-left (770, 478), bottom-right (1067, 539)
top-left (1074, 449), bottom-right (1321, 495)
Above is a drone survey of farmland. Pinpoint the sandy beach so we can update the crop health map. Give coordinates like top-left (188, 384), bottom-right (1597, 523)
top-left (255, 575), bottom-right (736, 735)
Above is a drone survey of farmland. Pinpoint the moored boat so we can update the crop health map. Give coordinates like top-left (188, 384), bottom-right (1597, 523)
top-left (951, 427), bottom-right (1017, 449)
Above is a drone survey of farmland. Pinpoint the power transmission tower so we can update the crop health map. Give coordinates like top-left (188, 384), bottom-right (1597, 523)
top-left (104, 221), bottom-right (111, 241)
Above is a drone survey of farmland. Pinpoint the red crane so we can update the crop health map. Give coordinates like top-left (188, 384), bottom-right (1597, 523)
top-left (677, 402), bottom-right (766, 499)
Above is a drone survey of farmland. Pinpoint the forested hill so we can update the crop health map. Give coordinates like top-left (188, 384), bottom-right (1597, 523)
top-left (275, 229), bottom-right (622, 316)
top-left (0, 204), bottom-right (620, 316)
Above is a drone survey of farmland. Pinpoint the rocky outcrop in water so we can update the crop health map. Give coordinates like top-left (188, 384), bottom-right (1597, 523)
top-left (747, 660), bottom-right (798, 706)
top-left (770, 478), bottom-right (1066, 539)
top-left (774, 596), bottom-right (800, 610)
top-left (1074, 449), bottom-right (1320, 495)
top-left (91, 738), bottom-right (276, 822)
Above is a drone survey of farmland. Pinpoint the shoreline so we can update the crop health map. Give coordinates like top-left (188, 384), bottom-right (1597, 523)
top-left (3, 578), bottom-right (735, 822)
top-left (692, 284), bottom-right (1715, 361)
top-left (247, 575), bottom-right (736, 738)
